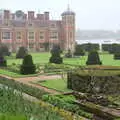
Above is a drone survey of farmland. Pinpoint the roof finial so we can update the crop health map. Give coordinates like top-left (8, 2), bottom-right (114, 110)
top-left (67, 4), bottom-right (70, 11)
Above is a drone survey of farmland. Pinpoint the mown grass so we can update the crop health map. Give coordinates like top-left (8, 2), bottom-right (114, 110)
top-left (5, 52), bottom-right (50, 65)
top-left (0, 114), bottom-right (27, 120)
top-left (5, 52), bottom-right (120, 66)
top-left (0, 69), bottom-right (39, 78)
top-left (37, 79), bottom-right (72, 92)
top-left (1, 52), bottom-right (120, 78)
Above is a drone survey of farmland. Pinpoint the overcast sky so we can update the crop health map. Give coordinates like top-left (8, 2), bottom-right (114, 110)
top-left (1, 0), bottom-right (120, 30)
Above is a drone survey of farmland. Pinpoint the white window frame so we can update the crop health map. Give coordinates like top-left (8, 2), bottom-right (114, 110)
top-left (28, 31), bottom-right (35, 41)
top-left (50, 31), bottom-right (58, 40)
top-left (16, 31), bottom-right (22, 40)
top-left (1, 31), bottom-right (11, 40)
top-left (39, 31), bottom-right (45, 40)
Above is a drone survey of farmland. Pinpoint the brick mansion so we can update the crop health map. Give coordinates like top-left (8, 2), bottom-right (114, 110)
top-left (0, 7), bottom-right (75, 52)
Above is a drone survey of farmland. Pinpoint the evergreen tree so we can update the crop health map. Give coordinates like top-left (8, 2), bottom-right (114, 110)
top-left (43, 42), bottom-right (50, 51)
top-left (114, 52), bottom-right (120, 60)
top-left (0, 44), bottom-right (11, 56)
top-left (49, 45), bottom-right (63, 64)
top-left (16, 47), bottom-right (28, 59)
top-left (74, 45), bottom-right (85, 56)
top-left (65, 49), bottom-right (72, 58)
top-left (20, 54), bottom-right (36, 74)
top-left (86, 51), bottom-right (102, 65)
top-left (0, 56), bottom-right (7, 67)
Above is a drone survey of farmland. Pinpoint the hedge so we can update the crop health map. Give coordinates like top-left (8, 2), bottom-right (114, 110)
top-left (67, 70), bottom-right (120, 95)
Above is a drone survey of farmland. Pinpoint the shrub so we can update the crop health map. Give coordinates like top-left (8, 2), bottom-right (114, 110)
top-left (43, 42), bottom-right (49, 51)
top-left (109, 44), bottom-right (120, 54)
top-left (0, 44), bottom-right (11, 56)
top-left (49, 45), bottom-right (63, 64)
top-left (79, 44), bottom-right (99, 52)
top-left (114, 53), bottom-right (120, 60)
top-left (16, 47), bottom-right (27, 59)
top-left (0, 56), bottom-right (7, 67)
top-left (42, 94), bottom-right (93, 119)
top-left (67, 71), bottom-right (120, 94)
top-left (102, 44), bottom-right (112, 52)
top-left (65, 49), bottom-right (72, 58)
top-left (74, 45), bottom-right (85, 56)
top-left (86, 51), bottom-right (102, 65)
top-left (20, 54), bottom-right (36, 74)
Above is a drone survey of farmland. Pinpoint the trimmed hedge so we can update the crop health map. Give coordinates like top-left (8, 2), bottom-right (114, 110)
top-left (49, 45), bottom-right (63, 64)
top-left (67, 71), bottom-right (120, 95)
top-left (20, 54), bottom-right (36, 75)
top-left (102, 44), bottom-right (120, 54)
top-left (0, 56), bottom-right (7, 67)
top-left (78, 44), bottom-right (99, 52)
top-left (0, 44), bottom-right (11, 56)
top-left (114, 53), bottom-right (120, 60)
top-left (65, 49), bottom-right (72, 58)
top-left (86, 51), bottom-right (102, 65)
top-left (74, 45), bottom-right (85, 56)
top-left (16, 46), bottom-right (27, 59)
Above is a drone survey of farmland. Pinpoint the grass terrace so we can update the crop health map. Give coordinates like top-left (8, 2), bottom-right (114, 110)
top-left (35, 79), bottom-right (72, 92)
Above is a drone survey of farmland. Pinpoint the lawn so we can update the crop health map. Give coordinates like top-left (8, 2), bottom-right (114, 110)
top-left (5, 52), bottom-right (120, 66)
top-left (37, 79), bottom-right (72, 92)
top-left (1, 52), bottom-right (120, 78)
top-left (5, 52), bottom-right (51, 65)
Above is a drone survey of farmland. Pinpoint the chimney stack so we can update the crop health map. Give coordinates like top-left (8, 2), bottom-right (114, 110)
top-left (28, 11), bottom-right (34, 20)
top-left (4, 10), bottom-right (10, 19)
top-left (44, 12), bottom-right (49, 20)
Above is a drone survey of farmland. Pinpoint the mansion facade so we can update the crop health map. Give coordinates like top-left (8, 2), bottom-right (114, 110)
top-left (0, 8), bottom-right (75, 52)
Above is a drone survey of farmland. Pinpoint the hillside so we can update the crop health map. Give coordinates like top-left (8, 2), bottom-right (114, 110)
top-left (76, 29), bottom-right (120, 40)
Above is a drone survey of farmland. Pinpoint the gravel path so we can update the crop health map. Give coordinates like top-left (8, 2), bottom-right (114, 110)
top-left (14, 75), bottom-right (62, 94)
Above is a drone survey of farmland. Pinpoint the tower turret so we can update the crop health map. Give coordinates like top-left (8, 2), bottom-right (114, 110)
top-left (61, 5), bottom-right (75, 53)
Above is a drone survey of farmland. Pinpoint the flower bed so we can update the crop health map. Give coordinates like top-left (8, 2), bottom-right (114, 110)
top-left (0, 88), bottom-right (65, 120)
top-left (0, 76), bottom-right (48, 99)
top-left (44, 63), bottom-right (75, 73)
top-left (42, 94), bottom-right (93, 119)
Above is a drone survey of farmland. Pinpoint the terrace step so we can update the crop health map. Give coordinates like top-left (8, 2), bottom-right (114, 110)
top-left (75, 100), bottom-right (120, 119)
